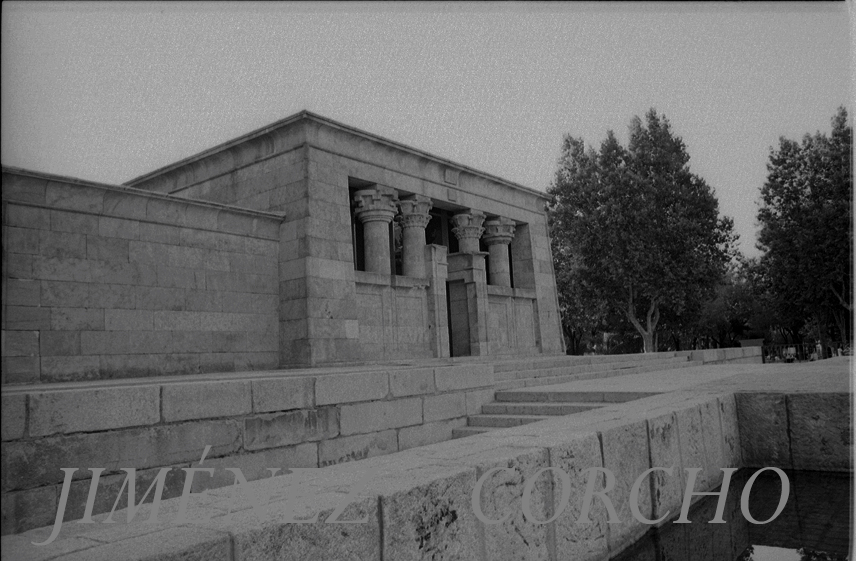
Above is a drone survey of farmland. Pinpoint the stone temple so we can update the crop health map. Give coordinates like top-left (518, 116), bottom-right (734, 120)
top-left (1, 110), bottom-right (563, 533)
top-left (2, 112), bottom-right (848, 560)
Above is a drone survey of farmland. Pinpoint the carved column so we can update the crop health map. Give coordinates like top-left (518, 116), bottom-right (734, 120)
top-left (353, 187), bottom-right (398, 275)
top-left (483, 217), bottom-right (516, 287)
top-left (450, 210), bottom-right (486, 254)
top-left (397, 195), bottom-right (433, 277)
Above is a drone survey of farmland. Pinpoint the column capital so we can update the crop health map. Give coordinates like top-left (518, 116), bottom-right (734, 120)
top-left (397, 195), bottom-right (433, 230)
top-left (353, 187), bottom-right (398, 223)
top-left (451, 210), bottom-right (486, 251)
top-left (483, 217), bottom-right (516, 246)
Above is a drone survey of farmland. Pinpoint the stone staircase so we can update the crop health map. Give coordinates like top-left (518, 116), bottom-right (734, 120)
top-left (452, 352), bottom-right (702, 438)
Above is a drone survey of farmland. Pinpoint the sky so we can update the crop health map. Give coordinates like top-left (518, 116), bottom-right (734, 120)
top-left (1, 2), bottom-right (851, 257)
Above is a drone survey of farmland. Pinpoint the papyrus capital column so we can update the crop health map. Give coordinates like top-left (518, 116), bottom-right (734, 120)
top-left (353, 187), bottom-right (398, 275)
top-left (483, 217), bottom-right (516, 287)
top-left (397, 195), bottom-right (433, 277)
top-left (450, 210), bottom-right (486, 254)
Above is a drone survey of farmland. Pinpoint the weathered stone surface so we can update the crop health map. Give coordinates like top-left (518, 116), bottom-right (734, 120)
top-left (788, 393), bottom-right (851, 471)
top-left (675, 403), bottom-right (709, 491)
top-left (0, 486), bottom-right (57, 536)
top-left (1, 394), bottom-right (26, 441)
top-left (423, 392), bottom-right (466, 422)
top-left (374, 464), bottom-right (479, 561)
top-left (645, 410), bottom-right (685, 521)
top-left (699, 398), bottom-right (725, 487)
top-left (718, 393), bottom-right (742, 468)
top-left (735, 393), bottom-right (791, 468)
top-left (315, 371), bottom-right (388, 405)
top-left (435, 364), bottom-right (493, 392)
top-left (464, 388), bottom-right (495, 415)
top-left (339, 398), bottom-right (422, 436)
top-left (53, 526), bottom-right (231, 561)
top-left (1, 420), bottom-right (242, 491)
top-left (29, 386), bottom-right (160, 436)
top-left (243, 407), bottom-right (339, 450)
top-left (319, 430), bottom-right (398, 466)
top-left (599, 419), bottom-right (650, 555)
top-left (251, 376), bottom-right (314, 413)
top-left (191, 443), bottom-right (318, 492)
top-left (162, 380), bottom-right (251, 422)
top-left (389, 367), bottom-right (435, 397)
top-left (398, 418), bottom-right (466, 451)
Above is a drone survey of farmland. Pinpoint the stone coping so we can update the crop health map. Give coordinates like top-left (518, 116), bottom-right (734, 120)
top-left (485, 285), bottom-right (537, 299)
top-left (2, 166), bottom-right (286, 226)
top-left (124, 110), bottom-right (550, 202)
top-left (353, 270), bottom-right (430, 288)
top-left (2, 359), bottom-right (848, 560)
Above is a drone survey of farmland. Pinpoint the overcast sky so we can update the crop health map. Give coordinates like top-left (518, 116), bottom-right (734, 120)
top-left (1, 2), bottom-right (850, 257)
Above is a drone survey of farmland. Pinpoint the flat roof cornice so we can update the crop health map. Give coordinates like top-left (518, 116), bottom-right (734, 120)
top-left (125, 110), bottom-right (550, 201)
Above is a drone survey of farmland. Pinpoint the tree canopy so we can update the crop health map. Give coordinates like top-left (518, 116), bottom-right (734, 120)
top-left (757, 106), bottom-right (852, 349)
top-left (548, 109), bottom-right (737, 353)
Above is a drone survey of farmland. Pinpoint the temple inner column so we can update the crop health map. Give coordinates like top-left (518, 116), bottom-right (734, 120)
top-left (397, 195), bottom-right (433, 277)
top-left (353, 187), bottom-right (398, 275)
top-left (483, 217), bottom-right (516, 287)
top-left (450, 210), bottom-right (486, 254)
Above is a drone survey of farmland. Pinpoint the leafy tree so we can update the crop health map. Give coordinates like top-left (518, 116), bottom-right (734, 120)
top-left (551, 239), bottom-right (608, 355)
top-left (548, 110), bottom-right (737, 352)
top-left (757, 107), bottom-right (853, 352)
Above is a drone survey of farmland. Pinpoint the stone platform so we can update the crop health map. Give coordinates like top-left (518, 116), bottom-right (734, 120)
top-left (3, 353), bottom-right (848, 560)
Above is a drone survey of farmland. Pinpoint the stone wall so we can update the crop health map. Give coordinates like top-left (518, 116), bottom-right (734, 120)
top-left (486, 287), bottom-right (539, 355)
top-left (8, 382), bottom-right (849, 559)
top-left (354, 273), bottom-right (434, 361)
top-left (0, 362), bottom-right (495, 534)
top-left (1, 169), bottom-right (283, 384)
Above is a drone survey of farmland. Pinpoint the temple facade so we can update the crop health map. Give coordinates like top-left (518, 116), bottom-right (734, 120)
top-left (2, 111), bottom-right (564, 381)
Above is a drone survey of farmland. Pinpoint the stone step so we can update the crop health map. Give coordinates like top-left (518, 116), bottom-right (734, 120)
top-left (480, 401), bottom-right (605, 416)
top-left (495, 359), bottom-right (703, 390)
top-left (451, 426), bottom-right (494, 439)
top-left (494, 390), bottom-right (660, 403)
top-left (495, 356), bottom-right (692, 382)
top-left (467, 414), bottom-right (551, 428)
top-left (492, 351), bottom-right (680, 373)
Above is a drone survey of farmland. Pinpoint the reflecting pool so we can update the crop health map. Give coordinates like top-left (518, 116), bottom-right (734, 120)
top-left (612, 469), bottom-right (852, 561)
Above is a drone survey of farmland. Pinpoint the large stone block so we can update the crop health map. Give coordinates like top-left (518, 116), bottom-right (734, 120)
top-left (599, 419), bottom-right (650, 555)
top-left (39, 331), bottom-right (80, 356)
top-left (190, 443), bottom-right (319, 492)
top-left (29, 386), bottom-right (160, 437)
top-left (388, 367), bottom-right (435, 397)
top-left (162, 380), bottom-right (252, 422)
top-left (5, 306), bottom-right (50, 330)
top-left (46, 526), bottom-right (231, 561)
top-left (0, 485), bottom-right (57, 536)
top-left (319, 430), bottom-right (398, 467)
top-left (243, 407), bottom-right (339, 451)
top-left (699, 398), bottom-right (725, 487)
top-left (315, 371), bottom-right (388, 406)
top-left (3, 330), bottom-right (39, 356)
top-left (1, 420), bottom-right (242, 491)
top-left (339, 398), bottom-right (422, 436)
top-left (788, 393), bottom-right (851, 471)
top-left (675, 403), bottom-right (709, 492)
top-left (373, 464), bottom-right (480, 561)
top-left (1, 394), bottom-right (26, 441)
top-left (398, 418), bottom-right (466, 451)
top-left (464, 388), bottom-right (495, 415)
top-left (546, 431), bottom-right (608, 561)
top-left (40, 355), bottom-right (99, 382)
top-left (434, 364), bottom-right (493, 392)
top-left (423, 393), bottom-right (466, 423)
top-left (50, 308), bottom-right (104, 331)
top-left (5, 279), bottom-right (40, 307)
top-left (645, 410), bottom-right (685, 522)
top-left (718, 393), bottom-right (743, 468)
top-left (252, 376), bottom-right (314, 413)
top-left (735, 393), bottom-right (791, 469)
top-left (2, 356), bottom-right (40, 384)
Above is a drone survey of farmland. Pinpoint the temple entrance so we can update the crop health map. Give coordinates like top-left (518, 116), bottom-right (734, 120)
top-left (446, 280), bottom-right (470, 357)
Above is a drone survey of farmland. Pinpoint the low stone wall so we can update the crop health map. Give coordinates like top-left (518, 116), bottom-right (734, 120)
top-left (1, 361), bottom-right (849, 560)
top-left (680, 346), bottom-right (763, 365)
top-left (0, 363), bottom-right (495, 535)
top-left (2, 168), bottom-right (284, 384)
top-left (486, 286), bottom-right (539, 355)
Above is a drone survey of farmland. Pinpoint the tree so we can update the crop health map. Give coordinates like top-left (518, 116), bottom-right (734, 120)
top-left (548, 110), bottom-right (737, 352)
top-left (757, 107), bottom-right (853, 351)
